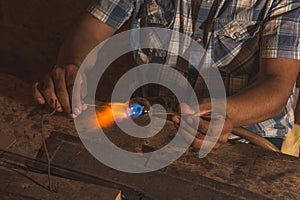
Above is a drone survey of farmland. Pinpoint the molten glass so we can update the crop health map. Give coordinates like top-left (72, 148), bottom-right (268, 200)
top-left (128, 103), bottom-right (144, 117)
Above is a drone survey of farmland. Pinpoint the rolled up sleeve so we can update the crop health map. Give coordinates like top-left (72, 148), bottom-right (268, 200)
top-left (260, 0), bottom-right (300, 60)
top-left (87, 0), bottom-right (135, 30)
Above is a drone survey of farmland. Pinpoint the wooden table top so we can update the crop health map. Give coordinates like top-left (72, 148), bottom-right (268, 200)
top-left (0, 73), bottom-right (299, 199)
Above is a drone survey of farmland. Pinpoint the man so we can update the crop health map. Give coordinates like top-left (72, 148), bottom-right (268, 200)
top-left (33, 0), bottom-right (300, 149)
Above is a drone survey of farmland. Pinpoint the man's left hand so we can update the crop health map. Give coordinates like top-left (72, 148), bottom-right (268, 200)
top-left (172, 101), bottom-right (233, 149)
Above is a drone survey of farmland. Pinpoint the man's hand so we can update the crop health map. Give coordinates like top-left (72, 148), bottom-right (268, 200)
top-left (33, 64), bottom-right (87, 118)
top-left (172, 101), bottom-right (233, 149)
top-left (32, 13), bottom-right (117, 117)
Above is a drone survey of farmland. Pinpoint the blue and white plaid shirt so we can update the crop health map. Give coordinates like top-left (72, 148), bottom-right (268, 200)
top-left (88, 0), bottom-right (300, 139)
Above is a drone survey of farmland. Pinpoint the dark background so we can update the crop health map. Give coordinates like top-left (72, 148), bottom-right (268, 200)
top-left (0, 0), bottom-right (133, 101)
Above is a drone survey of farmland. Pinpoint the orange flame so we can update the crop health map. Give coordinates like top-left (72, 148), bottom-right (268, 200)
top-left (96, 102), bottom-right (129, 128)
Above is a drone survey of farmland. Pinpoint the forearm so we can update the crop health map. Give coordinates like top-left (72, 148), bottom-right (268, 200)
top-left (227, 58), bottom-right (299, 127)
top-left (227, 77), bottom-right (292, 127)
top-left (57, 12), bottom-right (117, 67)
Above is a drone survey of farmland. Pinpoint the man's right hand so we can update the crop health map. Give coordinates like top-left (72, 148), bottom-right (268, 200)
top-left (33, 64), bottom-right (87, 118)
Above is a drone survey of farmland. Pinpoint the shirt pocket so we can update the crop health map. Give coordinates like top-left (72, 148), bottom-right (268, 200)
top-left (214, 19), bottom-right (262, 76)
top-left (215, 20), bottom-right (260, 42)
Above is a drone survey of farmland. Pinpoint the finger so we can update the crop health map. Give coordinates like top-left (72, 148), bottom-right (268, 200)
top-left (52, 67), bottom-right (69, 113)
top-left (40, 74), bottom-right (62, 110)
top-left (176, 117), bottom-right (223, 150)
top-left (181, 115), bottom-right (210, 134)
top-left (171, 114), bottom-right (180, 130)
top-left (197, 117), bottom-right (210, 134)
top-left (82, 101), bottom-right (88, 111)
top-left (72, 73), bottom-right (83, 117)
top-left (172, 115), bottom-right (180, 124)
top-left (80, 73), bottom-right (88, 99)
top-left (206, 115), bottom-right (228, 138)
top-left (179, 116), bottom-right (199, 134)
top-left (174, 114), bottom-right (217, 141)
top-left (179, 103), bottom-right (205, 132)
top-left (32, 82), bottom-right (45, 104)
top-left (217, 118), bottom-right (232, 143)
top-left (192, 136), bottom-right (222, 149)
top-left (218, 132), bottom-right (230, 144)
top-left (179, 103), bottom-right (195, 115)
top-left (178, 126), bottom-right (199, 145)
top-left (177, 124), bottom-right (221, 149)
top-left (80, 73), bottom-right (88, 111)
top-left (65, 65), bottom-right (82, 117)
top-left (179, 112), bottom-right (231, 151)
top-left (196, 114), bottom-right (228, 135)
top-left (199, 116), bottom-right (231, 144)
top-left (173, 115), bottom-right (200, 145)
top-left (180, 117), bottom-right (223, 148)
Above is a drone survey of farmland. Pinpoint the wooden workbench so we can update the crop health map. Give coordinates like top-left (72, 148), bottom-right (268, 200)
top-left (0, 73), bottom-right (299, 199)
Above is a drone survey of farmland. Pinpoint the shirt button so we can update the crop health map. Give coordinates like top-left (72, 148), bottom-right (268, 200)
top-left (195, 38), bottom-right (202, 43)
top-left (206, 0), bottom-right (211, 3)
top-left (233, 32), bottom-right (241, 39)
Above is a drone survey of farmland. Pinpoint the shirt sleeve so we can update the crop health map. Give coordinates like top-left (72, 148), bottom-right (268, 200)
top-left (260, 0), bottom-right (300, 60)
top-left (87, 0), bottom-right (135, 30)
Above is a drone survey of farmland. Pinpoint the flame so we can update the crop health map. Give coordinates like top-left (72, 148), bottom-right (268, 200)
top-left (96, 102), bottom-right (129, 128)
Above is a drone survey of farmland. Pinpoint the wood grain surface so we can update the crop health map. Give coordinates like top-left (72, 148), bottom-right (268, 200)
top-left (0, 73), bottom-right (299, 199)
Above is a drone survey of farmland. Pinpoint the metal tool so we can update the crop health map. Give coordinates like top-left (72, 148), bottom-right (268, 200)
top-left (85, 99), bottom-right (280, 152)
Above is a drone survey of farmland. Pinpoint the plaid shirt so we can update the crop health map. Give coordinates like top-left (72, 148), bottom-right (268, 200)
top-left (88, 0), bottom-right (300, 139)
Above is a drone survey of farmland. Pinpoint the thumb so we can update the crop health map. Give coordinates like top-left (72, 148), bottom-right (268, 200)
top-left (71, 71), bottom-right (84, 118)
top-left (179, 103), bottom-right (197, 126)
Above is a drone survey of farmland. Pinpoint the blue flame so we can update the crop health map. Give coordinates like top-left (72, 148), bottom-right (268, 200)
top-left (129, 103), bottom-right (144, 117)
